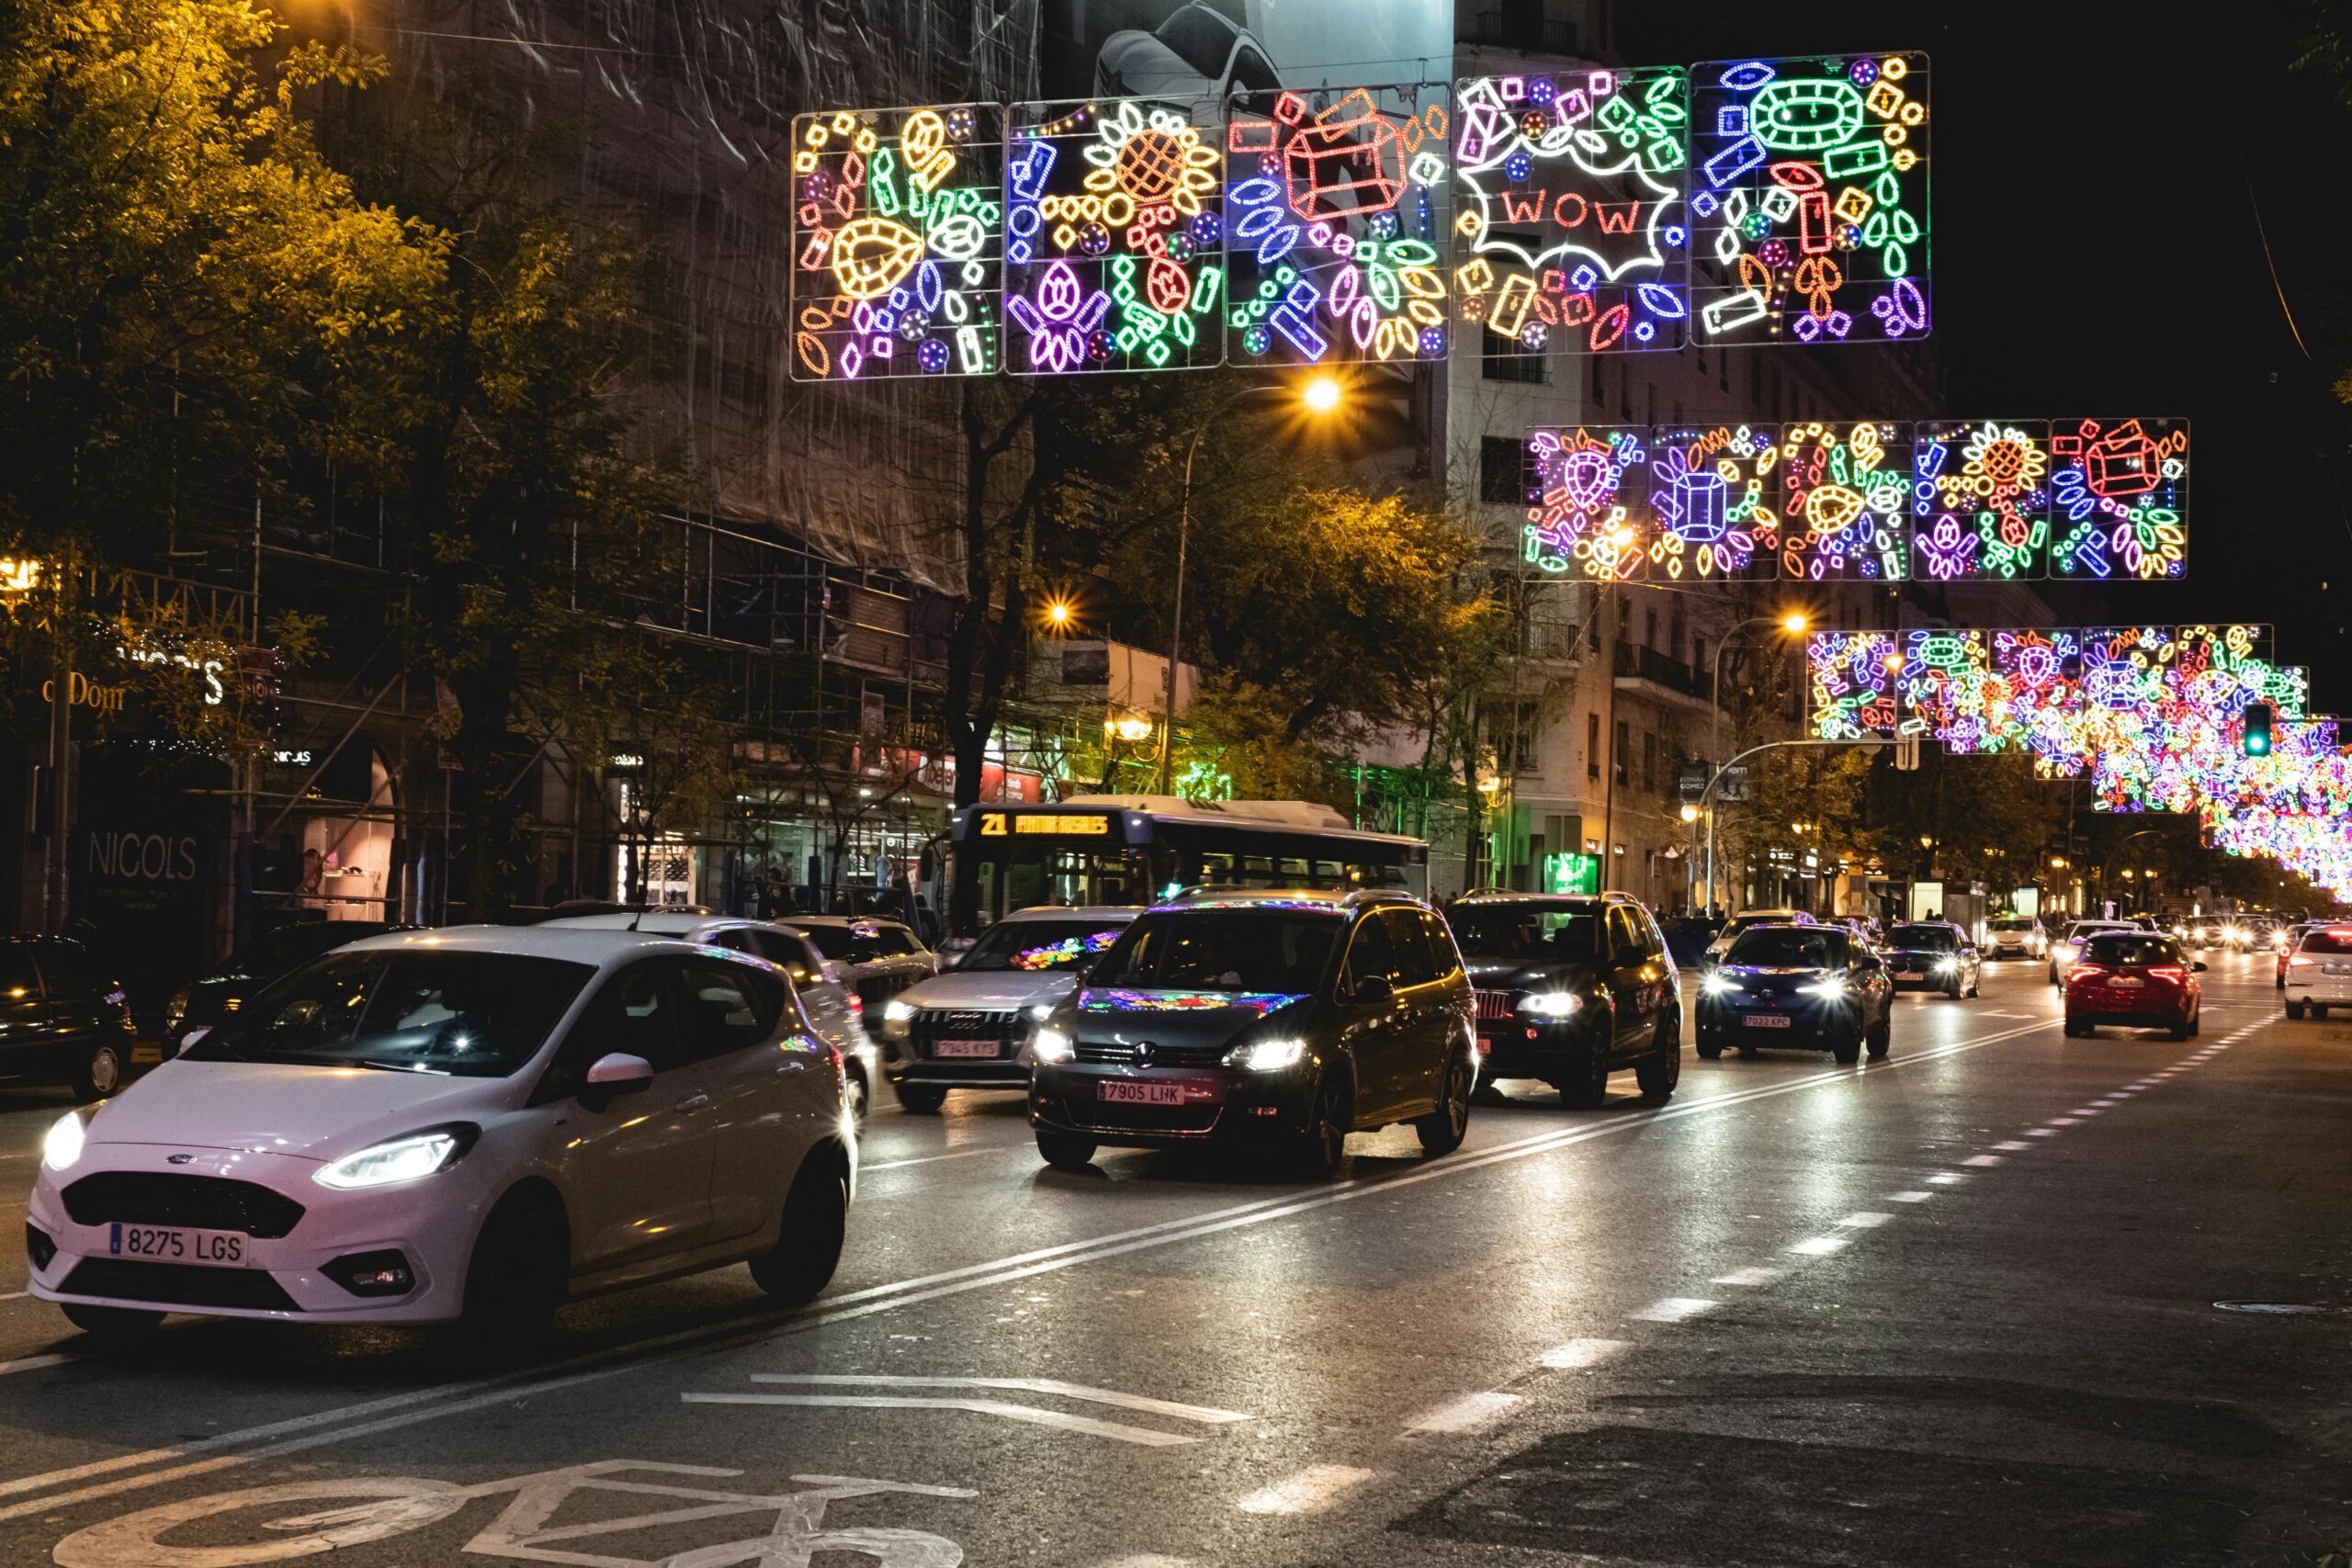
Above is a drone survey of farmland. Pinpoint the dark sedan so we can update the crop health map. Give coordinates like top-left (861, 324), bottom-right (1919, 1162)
top-left (0, 935), bottom-right (137, 1100)
top-left (1696, 925), bottom-right (1894, 1065)
top-left (160, 920), bottom-right (407, 1058)
top-left (1879, 921), bottom-right (1982, 998)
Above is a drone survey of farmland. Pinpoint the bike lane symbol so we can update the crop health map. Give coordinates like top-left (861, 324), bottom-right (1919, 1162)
top-left (52, 1461), bottom-right (976, 1568)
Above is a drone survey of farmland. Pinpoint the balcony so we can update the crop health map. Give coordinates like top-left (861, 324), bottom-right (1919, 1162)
top-left (1613, 643), bottom-right (1718, 716)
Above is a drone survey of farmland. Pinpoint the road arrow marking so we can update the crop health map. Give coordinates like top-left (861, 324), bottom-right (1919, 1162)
top-left (683, 1375), bottom-right (1250, 1448)
top-left (742, 1374), bottom-right (1247, 1425)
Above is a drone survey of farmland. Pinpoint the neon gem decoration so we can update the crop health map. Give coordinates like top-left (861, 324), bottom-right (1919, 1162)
top-left (1690, 54), bottom-right (1930, 344)
top-left (1006, 97), bottom-right (1224, 374)
top-left (2048, 418), bottom-right (2188, 580)
top-left (790, 106), bottom-right (1003, 381)
top-left (1224, 85), bottom-right (1451, 366)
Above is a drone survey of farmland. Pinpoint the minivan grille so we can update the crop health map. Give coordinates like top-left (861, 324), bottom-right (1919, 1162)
top-left (62, 1173), bottom-right (305, 1239)
top-left (1475, 989), bottom-right (1517, 1021)
top-left (1074, 1041), bottom-right (1228, 1068)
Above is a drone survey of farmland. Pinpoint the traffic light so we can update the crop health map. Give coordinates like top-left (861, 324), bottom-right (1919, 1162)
top-left (2242, 701), bottom-right (2273, 758)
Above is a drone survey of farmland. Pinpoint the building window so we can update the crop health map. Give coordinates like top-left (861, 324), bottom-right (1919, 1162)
top-left (1645, 607), bottom-right (1660, 651)
top-left (1588, 596), bottom-right (1602, 653)
top-left (1482, 699), bottom-right (1540, 773)
top-left (1588, 712), bottom-right (1601, 780)
top-left (1642, 730), bottom-right (1657, 794)
top-left (1481, 330), bottom-right (1545, 383)
top-left (1669, 602), bottom-right (1686, 662)
top-left (1692, 636), bottom-right (1708, 685)
top-left (1614, 720), bottom-right (1630, 786)
top-left (1479, 436), bottom-right (1530, 504)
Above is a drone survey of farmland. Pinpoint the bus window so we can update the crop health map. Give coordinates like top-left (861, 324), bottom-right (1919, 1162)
top-left (1239, 854), bottom-right (1275, 883)
top-left (1312, 859), bottom-right (1345, 887)
top-left (1197, 852), bottom-right (1235, 889)
top-left (1277, 856), bottom-right (1310, 883)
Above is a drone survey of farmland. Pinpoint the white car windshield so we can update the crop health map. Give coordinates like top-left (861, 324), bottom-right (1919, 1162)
top-left (187, 951), bottom-right (595, 1076)
top-left (958, 919), bottom-right (1130, 972)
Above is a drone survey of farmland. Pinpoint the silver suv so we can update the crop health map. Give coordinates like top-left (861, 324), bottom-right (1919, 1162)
top-left (878, 907), bottom-right (1142, 1113)
top-left (539, 914), bottom-right (877, 1122)
top-left (789, 916), bottom-right (937, 1012)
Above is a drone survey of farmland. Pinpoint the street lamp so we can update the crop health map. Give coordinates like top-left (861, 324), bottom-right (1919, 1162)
top-left (1158, 376), bottom-right (1344, 794)
top-left (1703, 611), bottom-right (1811, 908)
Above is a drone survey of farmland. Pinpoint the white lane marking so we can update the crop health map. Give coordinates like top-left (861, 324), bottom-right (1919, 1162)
top-left (1631, 1297), bottom-right (1716, 1323)
top-left (0, 1019), bottom-right (2060, 1518)
top-left (738, 1375), bottom-right (1248, 1426)
top-left (1838, 1212), bottom-right (1894, 1228)
top-left (1237, 1465), bottom-right (1377, 1516)
top-left (1927, 1173), bottom-right (1964, 1185)
top-left (1995, 1140), bottom-right (2033, 1151)
top-left (1539, 1338), bottom-right (1629, 1370)
top-left (1405, 1391), bottom-right (1523, 1434)
top-left (1786, 1236), bottom-right (1847, 1257)
top-left (1710, 1266), bottom-right (1783, 1287)
top-left (1888, 1191), bottom-right (1933, 1203)
top-left (859, 1148), bottom-right (1005, 1173)
top-left (684, 1393), bottom-right (1207, 1447)
top-left (0, 1353), bottom-right (73, 1377)
top-left (0, 1292), bottom-right (27, 1303)
top-left (2045, 1117), bottom-right (2079, 1126)
top-left (2027, 1129), bottom-right (2058, 1138)
top-left (1095, 1557), bottom-right (1193, 1568)
top-left (1963, 1154), bottom-right (2005, 1167)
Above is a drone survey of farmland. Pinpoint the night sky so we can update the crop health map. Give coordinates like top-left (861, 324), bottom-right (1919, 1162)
top-left (1621, 1), bottom-right (2351, 666)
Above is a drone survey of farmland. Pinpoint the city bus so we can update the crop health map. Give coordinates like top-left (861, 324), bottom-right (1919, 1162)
top-left (945, 795), bottom-right (1428, 931)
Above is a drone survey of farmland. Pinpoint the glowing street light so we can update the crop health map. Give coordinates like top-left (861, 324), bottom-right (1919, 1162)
top-left (1302, 374), bottom-right (1344, 414)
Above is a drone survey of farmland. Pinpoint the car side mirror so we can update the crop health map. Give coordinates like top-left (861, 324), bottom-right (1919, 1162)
top-left (580, 1051), bottom-right (654, 1111)
top-left (1352, 974), bottom-right (1395, 1005)
top-left (2193, 961), bottom-right (2209, 973)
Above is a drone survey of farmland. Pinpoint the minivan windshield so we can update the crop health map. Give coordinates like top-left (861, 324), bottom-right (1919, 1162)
top-left (1886, 925), bottom-right (1958, 951)
top-left (1447, 905), bottom-right (1600, 964)
top-left (959, 919), bottom-right (1131, 973)
top-left (187, 950), bottom-right (595, 1076)
top-left (1725, 928), bottom-right (1849, 969)
top-left (1090, 909), bottom-right (1342, 993)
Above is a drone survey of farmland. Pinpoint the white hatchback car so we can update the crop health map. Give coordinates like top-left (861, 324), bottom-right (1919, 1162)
top-left (25, 928), bottom-right (855, 1356)
top-left (2283, 925), bottom-right (2352, 1019)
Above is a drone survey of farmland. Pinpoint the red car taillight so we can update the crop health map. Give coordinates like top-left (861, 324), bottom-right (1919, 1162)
top-left (847, 993), bottom-right (865, 1016)
top-left (2146, 965), bottom-right (2188, 980)
top-left (2069, 964), bottom-right (2106, 984)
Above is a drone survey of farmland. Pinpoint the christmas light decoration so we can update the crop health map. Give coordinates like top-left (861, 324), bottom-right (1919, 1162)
top-left (790, 106), bottom-right (1003, 380)
top-left (1529, 419), bottom-right (2186, 582)
top-left (2048, 418), bottom-right (2189, 580)
top-left (1006, 98), bottom-right (1224, 373)
top-left (1453, 66), bottom-right (1689, 354)
top-left (1224, 85), bottom-right (1452, 366)
top-left (1690, 54), bottom-right (1930, 345)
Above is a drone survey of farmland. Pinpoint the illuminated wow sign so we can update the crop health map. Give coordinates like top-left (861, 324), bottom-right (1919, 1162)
top-left (790, 105), bottom-right (1002, 380)
top-left (1224, 85), bottom-right (1451, 366)
top-left (1453, 66), bottom-right (1689, 354)
top-left (1006, 98), bottom-right (1224, 374)
top-left (1690, 53), bottom-right (1928, 344)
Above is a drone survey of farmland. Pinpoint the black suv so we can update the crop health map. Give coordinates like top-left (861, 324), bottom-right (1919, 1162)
top-left (0, 935), bottom-right (137, 1101)
top-left (161, 920), bottom-right (409, 1059)
top-left (1027, 889), bottom-right (1476, 1177)
top-left (1444, 892), bottom-right (1683, 1106)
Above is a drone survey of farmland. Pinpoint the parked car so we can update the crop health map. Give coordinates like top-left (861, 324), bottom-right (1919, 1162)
top-left (538, 913), bottom-right (876, 1122)
top-left (1027, 890), bottom-right (1476, 1176)
top-left (787, 916), bottom-right (936, 1011)
top-left (1, 936), bottom-right (138, 1101)
top-left (1984, 916), bottom-right (2046, 961)
top-left (1443, 892), bottom-right (1682, 1105)
top-left (26, 928), bottom-right (855, 1355)
top-left (2282, 925), bottom-right (2352, 1019)
top-left (1696, 923), bottom-right (1894, 1065)
top-left (2276, 920), bottom-right (2331, 989)
top-left (876, 906), bottom-right (1144, 1112)
top-left (162, 920), bottom-right (410, 1062)
top-left (2064, 931), bottom-right (2204, 1038)
top-left (1879, 922), bottom-right (1982, 998)
top-left (1093, 2), bottom-right (1280, 107)
top-left (2049, 919), bottom-right (2138, 986)
top-left (1702, 908), bottom-right (1815, 966)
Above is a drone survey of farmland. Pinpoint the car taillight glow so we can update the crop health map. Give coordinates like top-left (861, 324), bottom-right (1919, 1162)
top-left (2147, 965), bottom-right (2188, 980)
top-left (2069, 964), bottom-right (2105, 982)
top-left (847, 993), bottom-right (864, 1015)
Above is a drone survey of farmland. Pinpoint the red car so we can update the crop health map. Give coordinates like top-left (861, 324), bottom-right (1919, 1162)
top-left (2064, 931), bottom-right (2206, 1040)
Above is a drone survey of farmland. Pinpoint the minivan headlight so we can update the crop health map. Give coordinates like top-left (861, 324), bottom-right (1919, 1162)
top-left (42, 1112), bottom-right (86, 1172)
top-left (1518, 991), bottom-right (1581, 1017)
top-left (315, 1125), bottom-right (478, 1190)
top-left (1224, 1037), bottom-right (1307, 1072)
top-left (1031, 1026), bottom-right (1076, 1065)
top-left (1702, 972), bottom-right (1740, 997)
top-left (1803, 977), bottom-right (1849, 1000)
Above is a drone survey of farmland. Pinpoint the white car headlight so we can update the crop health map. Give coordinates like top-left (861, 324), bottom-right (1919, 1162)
top-left (314, 1126), bottom-right (477, 1190)
top-left (1518, 991), bottom-right (1581, 1018)
top-left (1031, 1026), bottom-right (1076, 1065)
top-left (1934, 956), bottom-right (1958, 973)
top-left (1702, 972), bottom-right (1740, 997)
top-left (1223, 1037), bottom-right (1307, 1071)
top-left (42, 1112), bottom-right (86, 1172)
top-left (882, 998), bottom-right (917, 1023)
top-left (1027, 1000), bottom-right (1057, 1020)
top-left (1804, 977), bottom-right (1849, 1000)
